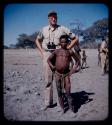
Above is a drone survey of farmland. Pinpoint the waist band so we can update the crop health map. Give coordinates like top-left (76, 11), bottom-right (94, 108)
top-left (55, 71), bottom-right (70, 77)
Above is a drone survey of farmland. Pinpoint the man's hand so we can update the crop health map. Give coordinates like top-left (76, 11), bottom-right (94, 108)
top-left (35, 38), bottom-right (45, 59)
top-left (46, 82), bottom-right (51, 87)
top-left (38, 49), bottom-right (45, 59)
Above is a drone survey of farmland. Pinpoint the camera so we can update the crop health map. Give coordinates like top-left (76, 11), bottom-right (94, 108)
top-left (47, 42), bottom-right (56, 50)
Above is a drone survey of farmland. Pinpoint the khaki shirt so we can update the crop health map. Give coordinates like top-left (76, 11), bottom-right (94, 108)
top-left (37, 25), bottom-right (76, 50)
top-left (100, 40), bottom-right (108, 53)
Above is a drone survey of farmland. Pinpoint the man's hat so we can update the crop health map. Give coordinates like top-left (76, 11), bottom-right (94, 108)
top-left (48, 11), bottom-right (57, 17)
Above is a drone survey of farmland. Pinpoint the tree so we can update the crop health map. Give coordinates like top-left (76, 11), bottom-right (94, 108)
top-left (70, 19), bottom-right (84, 38)
top-left (16, 32), bottom-right (38, 48)
top-left (4, 45), bottom-right (9, 49)
top-left (9, 44), bottom-right (16, 49)
top-left (82, 18), bottom-right (108, 42)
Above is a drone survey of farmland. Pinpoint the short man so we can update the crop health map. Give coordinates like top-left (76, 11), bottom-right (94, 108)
top-left (35, 11), bottom-right (78, 110)
top-left (74, 40), bottom-right (81, 71)
top-left (100, 37), bottom-right (109, 75)
top-left (81, 50), bottom-right (87, 69)
top-left (47, 35), bottom-right (80, 113)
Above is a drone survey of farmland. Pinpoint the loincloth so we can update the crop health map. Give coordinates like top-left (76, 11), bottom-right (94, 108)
top-left (55, 71), bottom-right (70, 94)
top-left (55, 70), bottom-right (70, 77)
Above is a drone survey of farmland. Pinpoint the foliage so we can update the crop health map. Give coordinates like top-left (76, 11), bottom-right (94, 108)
top-left (15, 32), bottom-right (38, 48)
top-left (11, 18), bottom-right (108, 49)
top-left (74, 18), bottom-right (108, 49)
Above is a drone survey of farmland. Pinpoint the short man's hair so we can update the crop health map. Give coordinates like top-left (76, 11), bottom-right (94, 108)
top-left (59, 35), bottom-right (70, 42)
top-left (48, 11), bottom-right (57, 17)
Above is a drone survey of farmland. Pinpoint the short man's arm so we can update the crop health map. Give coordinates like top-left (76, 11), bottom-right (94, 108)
top-left (47, 52), bottom-right (56, 71)
top-left (69, 50), bottom-right (80, 76)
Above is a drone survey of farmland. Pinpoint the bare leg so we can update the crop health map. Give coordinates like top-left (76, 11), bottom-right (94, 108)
top-left (64, 76), bottom-right (73, 110)
top-left (81, 60), bottom-right (84, 68)
top-left (55, 74), bottom-right (64, 112)
top-left (58, 96), bottom-right (64, 110)
top-left (85, 60), bottom-right (87, 68)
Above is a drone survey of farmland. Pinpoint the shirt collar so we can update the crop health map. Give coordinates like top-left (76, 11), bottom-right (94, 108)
top-left (48, 24), bottom-right (59, 31)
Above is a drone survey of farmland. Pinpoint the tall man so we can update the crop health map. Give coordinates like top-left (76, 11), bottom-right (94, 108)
top-left (100, 37), bottom-right (108, 75)
top-left (35, 11), bottom-right (78, 110)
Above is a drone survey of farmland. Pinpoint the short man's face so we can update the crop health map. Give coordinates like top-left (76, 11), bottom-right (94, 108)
top-left (48, 15), bottom-right (57, 26)
top-left (60, 38), bottom-right (67, 48)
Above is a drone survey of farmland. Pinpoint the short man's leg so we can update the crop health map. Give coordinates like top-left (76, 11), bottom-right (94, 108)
top-left (81, 60), bottom-right (84, 69)
top-left (85, 60), bottom-right (87, 68)
top-left (64, 76), bottom-right (73, 110)
top-left (55, 75), bottom-right (64, 112)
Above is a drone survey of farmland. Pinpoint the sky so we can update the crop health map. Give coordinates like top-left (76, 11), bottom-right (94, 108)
top-left (4, 3), bottom-right (108, 46)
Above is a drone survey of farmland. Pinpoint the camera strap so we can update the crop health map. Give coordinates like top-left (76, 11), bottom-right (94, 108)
top-left (49, 27), bottom-right (55, 44)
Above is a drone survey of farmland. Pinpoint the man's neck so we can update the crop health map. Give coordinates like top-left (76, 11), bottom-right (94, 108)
top-left (50, 24), bottom-right (58, 29)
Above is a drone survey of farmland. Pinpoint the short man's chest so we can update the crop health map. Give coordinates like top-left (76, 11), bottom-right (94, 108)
top-left (57, 50), bottom-right (71, 58)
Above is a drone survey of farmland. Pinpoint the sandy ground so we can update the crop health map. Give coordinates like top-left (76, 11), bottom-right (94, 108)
top-left (3, 49), bottom-right (109, 121)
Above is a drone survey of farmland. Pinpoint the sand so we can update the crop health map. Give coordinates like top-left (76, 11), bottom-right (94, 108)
top-left (3, 49), bottom-right (109, 121)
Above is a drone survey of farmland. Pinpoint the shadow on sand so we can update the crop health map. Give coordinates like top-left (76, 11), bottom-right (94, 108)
top-left (74, 66), bottom-right (90, 73)
top-left (63, 91), bottom-right (95, 113)
top-left (81, 66), bottom-right (90, 69)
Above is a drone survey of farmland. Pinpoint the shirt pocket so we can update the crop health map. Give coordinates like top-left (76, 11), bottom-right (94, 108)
top-left (43, 31), bottom-right (49, 40)
top-left (54, 32), bottom-right (65, 39)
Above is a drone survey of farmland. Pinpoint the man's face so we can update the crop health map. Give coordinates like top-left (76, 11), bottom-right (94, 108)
top-left (48, 15), bottom-right (57, 26)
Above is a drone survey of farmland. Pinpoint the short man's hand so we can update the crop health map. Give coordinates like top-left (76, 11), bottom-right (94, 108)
top-left (68, 72), bottom-right (72, 77)
top-left (51, 66), bottom-right (56, 72)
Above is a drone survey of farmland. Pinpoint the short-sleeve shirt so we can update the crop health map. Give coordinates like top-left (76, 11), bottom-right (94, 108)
top-left (37, 25), bottom-right (76, 50)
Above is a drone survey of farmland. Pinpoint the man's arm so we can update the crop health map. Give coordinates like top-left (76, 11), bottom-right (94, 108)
top-left (35, 37), bottom-right (45, 59)
top-left (101, 41), bottom-right (108, 53)
top-left (102, 48), bottom-right (108, 53)
top-left (62, 26), bottom-right (78, 49)
top-left (67, 36), bottom-right (78, 49)
top-left (47, 52), bottom-right (56, 71)
top-left (69, 50), bottom-right (80, 76)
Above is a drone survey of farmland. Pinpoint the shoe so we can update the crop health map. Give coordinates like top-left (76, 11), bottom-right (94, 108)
top-left (40, 105), bottom-right (49, 111)
top-left (56, 106), bottom-right (62, 112)
top-left (70, 111), bottom-right (76, 117)
top-left (60, 109), bottom-right (65, 115)
top-left (67, 109), bottom-right (76, 117)
top-left (101, 73), bottom-right (105, 76)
